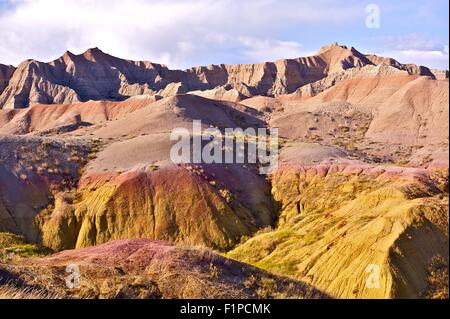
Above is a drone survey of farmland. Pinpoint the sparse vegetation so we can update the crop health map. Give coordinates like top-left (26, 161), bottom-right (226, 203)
top-left (0, 232), bottom-right (52, 263)
top-left (421, 255), bottom-right (449, 299)
top-left (0, 284), bottom-right (62, 299)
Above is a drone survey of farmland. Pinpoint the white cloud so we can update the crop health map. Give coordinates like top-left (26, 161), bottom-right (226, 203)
top-left (237, 37), bottom-right (308, 62)
top-left (381, 33), bottom-right (445, 51)
top-left (372, 33), bottom-right (449, 69)
top-left (5, 1), bottom-right (446, 70)
top-left (0, 0), bottom-right (364, 68)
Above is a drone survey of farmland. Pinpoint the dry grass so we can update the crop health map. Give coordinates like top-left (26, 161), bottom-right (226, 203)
top-left (0, 232), bottom-right (52, 263)
top-left (0, 240), bottom-right (328, 299)
top-left (421, 255), bottom-right (449, 299)
top-left (0, 284), bottom-right (62, 299)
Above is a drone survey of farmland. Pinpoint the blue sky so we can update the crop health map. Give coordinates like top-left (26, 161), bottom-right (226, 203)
top-left (0, 0), bottom-right (448, 69)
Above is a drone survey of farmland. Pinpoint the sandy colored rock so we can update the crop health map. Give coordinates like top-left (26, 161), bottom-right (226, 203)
top-left (0, 64), bottom-right (16, 95)
top-left (4, 43), bottom-right (445, 109)
top-left (0, 97), bottom-right (156, 135)
top-left (188, 84), bottom-right (248, 102)
top-left (0, 43), bottom-right (448, 300)
top-left (228, 164), bottom-right (449, 299)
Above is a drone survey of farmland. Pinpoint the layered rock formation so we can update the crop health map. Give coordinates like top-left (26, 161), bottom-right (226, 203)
top-left (0, 64), bottom-right (15, 94)
top-left (228, 162), bottom-right (449, 298)
top-left (40, 163), bottom-right (274, 251)
top-left (365, 54), bottom-right (438, 77)
top-left (0, 96), bottom-right (273, 251)
top-left (247, 62), bottom-right (449, 168)
top-left (0, 44), bottom-right (448, 299)
top-left (0, 135), bottom-right (92, 241)
top-left (1, 43), bottom-right (445, 109)
top-left (0, 97), bottom-right (156, 135)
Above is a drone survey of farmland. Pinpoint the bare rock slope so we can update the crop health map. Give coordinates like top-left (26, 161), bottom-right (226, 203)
top-left (228, 161), bottom-right (449, 298)
top-left (1, 43), bottom-right (444, 109)
top-left (0, 64), bottom-right (15, 95)
top-left (0, 43), bottom-right (448, 299)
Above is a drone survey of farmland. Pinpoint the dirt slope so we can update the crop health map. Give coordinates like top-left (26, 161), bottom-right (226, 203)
top-left (2, 43), bottom-right (443, 109)
top-left (228, 162), bottom-right (449, 298)
top-left (0, 44), bottom-right (448, 299)
top-left (0, 239), bottom-right (328, 299)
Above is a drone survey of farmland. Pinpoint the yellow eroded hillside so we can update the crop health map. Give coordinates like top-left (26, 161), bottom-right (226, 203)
top-left (38, 165), bottom-right (274, 251)
top-left (227, 168), bottom-right (449, 298)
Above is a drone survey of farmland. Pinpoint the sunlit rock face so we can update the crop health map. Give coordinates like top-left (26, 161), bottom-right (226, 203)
top-left (0, 44), bottom-right (448, 299)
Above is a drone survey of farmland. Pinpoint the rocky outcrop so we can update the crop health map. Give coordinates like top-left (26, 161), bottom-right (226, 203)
top-left (431, 69), bottom-right (449, 80)
top-left (0, 60), bottom-right (80, 109)
top-left (4, 43), bottom-right (445, 109)
top-left (365, 54), bottom-right (437, 78)
top-left (0, 49), bottom-right (165, 109)
top-left (269, 64), bottom-right (449, 165)
top-left (0, 97), bottom-right (156, 135)
top-left (39, 164), bottom-right (274, 251)
top-left (0, 44), bottom-right (448, 300)
top-left (289, 64), bottom-right (406, 99)
top-left (0, 135), bottom-right (92, 242)
top-left (0, 64), bottom-right (15, 95)
top-left (188, 84), bottom-right (248, 102)
top-left (228, 164), bottom-right (449, 299)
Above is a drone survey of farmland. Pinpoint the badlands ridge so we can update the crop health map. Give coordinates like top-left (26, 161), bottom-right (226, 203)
top-left (0, 43), bottom-right (448, 299)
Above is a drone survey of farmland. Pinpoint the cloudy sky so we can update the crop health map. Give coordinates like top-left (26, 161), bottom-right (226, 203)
top-left (0, 0), bottom-right (448, 69)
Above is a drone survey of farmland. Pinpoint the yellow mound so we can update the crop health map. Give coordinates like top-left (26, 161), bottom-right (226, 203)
top-left (227, 170), bottom-right (449, 298)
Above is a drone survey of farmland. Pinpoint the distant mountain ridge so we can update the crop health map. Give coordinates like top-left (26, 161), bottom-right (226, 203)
top-left (0, 43), bottom-right (448, 300)
top-left (0, 43), bottom-right (447, 109)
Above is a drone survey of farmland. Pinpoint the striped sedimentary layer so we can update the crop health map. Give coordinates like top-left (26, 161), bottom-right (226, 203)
top-left (39, 164), bottom-right (274, 251)
top-left (228, 163), bottom-right (449, 298)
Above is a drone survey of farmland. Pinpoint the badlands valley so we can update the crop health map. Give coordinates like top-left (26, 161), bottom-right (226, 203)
top-left (0, 43), bottom-right (448, 299)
